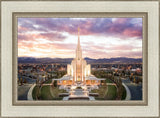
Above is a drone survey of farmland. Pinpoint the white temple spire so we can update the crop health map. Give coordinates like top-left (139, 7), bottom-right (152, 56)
top-left (76, 27), bottom-right (82, 59)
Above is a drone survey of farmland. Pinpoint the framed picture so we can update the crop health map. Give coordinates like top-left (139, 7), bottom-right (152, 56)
top-left (1, 0), bottom-right (159, 118)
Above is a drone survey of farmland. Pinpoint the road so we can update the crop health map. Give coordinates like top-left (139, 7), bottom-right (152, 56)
top-left (122, 78), bottom-right (142, 100)
top-left (18, 76), bottom-right (36, 100)
top-left (18, 84), bottom-right (33, 100)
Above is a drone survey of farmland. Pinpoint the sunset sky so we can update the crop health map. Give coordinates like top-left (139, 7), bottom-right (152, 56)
top-left (18, 18), bottom-right (142, 59)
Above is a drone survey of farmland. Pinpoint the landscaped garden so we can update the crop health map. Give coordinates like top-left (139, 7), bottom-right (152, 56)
top-left (91, 70), bottom-right (127, 100)
top-left (32, 78), bottom-right (67, 100)
top-left (91, 84), bottom-right (117, 100)
top-left (32, 85), bottom-right (67, 100)
top-left (32, 76), bottom-right (126, 100)
top-left (90, 78), bottom-right (126, 100)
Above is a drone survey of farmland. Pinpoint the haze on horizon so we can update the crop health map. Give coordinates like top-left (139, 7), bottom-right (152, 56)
top-left (18, 18), bottom-right (142, 59)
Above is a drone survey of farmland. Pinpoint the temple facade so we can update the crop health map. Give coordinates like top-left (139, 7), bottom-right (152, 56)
top-left (67, 28), bottom-right (91, 84)
top-left (54, 28), bottom-right (104, 87)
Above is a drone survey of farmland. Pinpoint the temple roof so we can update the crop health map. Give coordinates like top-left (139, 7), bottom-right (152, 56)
top-left (52, 75), bottom-right (73, 80)
top-left (85, 75), bottom-right (106, 80)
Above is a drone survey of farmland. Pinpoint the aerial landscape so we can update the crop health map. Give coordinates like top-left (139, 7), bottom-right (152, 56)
top-left (18, 18), bottom-right (142, 101)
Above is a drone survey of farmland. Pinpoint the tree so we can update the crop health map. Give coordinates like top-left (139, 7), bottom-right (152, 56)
top-left (17, 78), bottom-right (19, 85)
top-left (116, 78), bottom-right (123, 100)
top-left (20, 78), bottom-right (23, 85)
top-left (136, 76), bottom-right (139, 84)
top-left (36, 86), bottom-right (41, 100)
top-left (23, 78), bottom-right (27, 83)
top-left (40, 79), bottom-right (44, 86)
top-left (36, 76), bottom-right (39, 85)
top-left (122, 70), bottom-right (125, 76)
top-left (133, 76), bottom-right (136, 83)
top-left (54, 81), bottom-right (57, 87)
top-left (44, 77), bottom-right (47, 81)
top-left (129, 74), bottom-right (133, 81)
top-left (51, 80), bottom-right (54, 88)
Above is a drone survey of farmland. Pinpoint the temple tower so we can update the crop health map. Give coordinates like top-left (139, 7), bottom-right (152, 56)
top-left (76, 27), bottom-right (83, 82)
top-left (66, 27), bottom-right (91, 84)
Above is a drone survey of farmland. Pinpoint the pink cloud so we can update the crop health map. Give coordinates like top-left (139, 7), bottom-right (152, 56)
top-left (18, 18), bottom-right (142, 58)
top-left (18, 32), bottom-right (66, 42)
top-left (18, 18), bottom-right (142, 39)
top-left (123, 28), bottom-right (142, 37)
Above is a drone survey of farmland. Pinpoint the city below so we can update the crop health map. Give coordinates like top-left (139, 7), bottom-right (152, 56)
top-left (18, 57), bottom-right (142, 101)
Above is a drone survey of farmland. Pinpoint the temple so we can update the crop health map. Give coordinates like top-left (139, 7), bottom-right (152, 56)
top-left (54, 28), bottom-right (103, 87)
top-left (66, 27), bottom-right (91, 84)
top-left (52, 28), bottom-right (105, 100)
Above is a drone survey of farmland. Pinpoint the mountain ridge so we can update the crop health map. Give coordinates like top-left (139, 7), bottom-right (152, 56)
top-left (18, 57), bottom-right (142, 64)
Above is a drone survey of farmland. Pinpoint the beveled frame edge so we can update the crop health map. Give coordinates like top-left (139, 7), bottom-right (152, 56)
top-left (0, 0), bottom-right (159, 118)
top-left (0, 1), bottom-right (1, 118)
top-left (0, 0), bottom-right (159, 1)
top-left (12, 12), bottom-right (148, 106)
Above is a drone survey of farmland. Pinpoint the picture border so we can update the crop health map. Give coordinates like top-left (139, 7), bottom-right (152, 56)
top-left (1, 0), bottom-right (159, 118)
top-left (13, 12), bottom-right (148, 106)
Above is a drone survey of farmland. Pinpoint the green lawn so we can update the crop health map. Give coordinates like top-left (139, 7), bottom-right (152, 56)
top-left (32, 85), bottom-right (40, 100)
top-left (91, 85), bottom-right (108, 98)
top-left (44, 79), bottom-right (52, 84)
top-left (105, 85), bottom-right (117, 100)
top-left (32, 85), bottom-right (66, 100)
top-left (40, 86), bottom-right (53, 100)
top-left (50, 87), bottom-right (67, 99)
top-left (105, 78), bottom-right (114, 83)
top-left (121, 85), bottom-right (127, 100)
top-left (91, 85), bottom-right (117, 100)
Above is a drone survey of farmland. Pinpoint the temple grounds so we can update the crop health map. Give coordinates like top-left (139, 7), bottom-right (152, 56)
top-left (32, 78), bottom-right (126, 100)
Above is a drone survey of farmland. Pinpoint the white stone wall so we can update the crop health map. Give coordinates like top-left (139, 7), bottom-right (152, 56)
top-left (86, 64), bottom-right (91, 76)
top-left (67, 64), bottom-right (71, 75)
